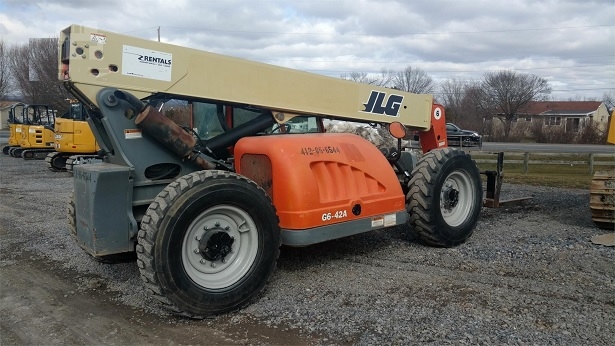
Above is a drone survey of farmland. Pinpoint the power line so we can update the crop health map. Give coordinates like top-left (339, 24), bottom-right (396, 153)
top-left (248, 54), bottom-right (615, 65)
top-left (160, 24), bottom-right (613, 37)
top-left (298, 63), bottom-right (615, 75)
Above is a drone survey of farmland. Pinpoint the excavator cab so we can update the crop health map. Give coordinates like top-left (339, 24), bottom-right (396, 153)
top-left (9, 104), bottom-right (37, 157)
top-left (12, 104), bottom-right (56, 159)
top-left (164, 98), bottom-right (324, 159)
top-left (2, 102), bottom-right (26, 155)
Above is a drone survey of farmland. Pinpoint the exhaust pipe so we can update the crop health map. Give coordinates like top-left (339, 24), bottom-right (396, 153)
top-left (135, 105), bottom-right (216, 170)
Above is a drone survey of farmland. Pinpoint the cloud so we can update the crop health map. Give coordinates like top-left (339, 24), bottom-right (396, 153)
top-left (1, 0), bottom-right (613, 100)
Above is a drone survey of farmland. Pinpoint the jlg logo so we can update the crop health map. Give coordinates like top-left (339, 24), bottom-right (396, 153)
top-left (362, 91), bottom-right (404, 117)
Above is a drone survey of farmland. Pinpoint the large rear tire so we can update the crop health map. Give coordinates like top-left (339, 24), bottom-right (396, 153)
top-left (407, 148), bottom-right (482, 247)
top-left (136, 170), bottom-right (281, 318)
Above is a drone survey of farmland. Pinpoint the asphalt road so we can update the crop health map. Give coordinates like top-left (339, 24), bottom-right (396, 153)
top-left (405, 140), bottom-right (614, 154)
top-left (478, 142), bottom-right (614, 154)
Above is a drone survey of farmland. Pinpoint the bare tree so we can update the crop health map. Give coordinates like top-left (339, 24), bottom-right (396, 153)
top-left (8, 44), bottom-right (36, 102)
top-left (479, 70), bottom-right (551, 139)
top-left (340, 68), bottom-right (394, 87)
top-left (392, 66), bottom-right (434, 94)
top-left (438, 78), bottom-right (467, 123)
top-left (437, 79), bottom-right (489, 133)
top-left (602, 90), bottom-right (615, 113)
top-left (28, 38), bottom-right (70, 112)
top-left (9, 38), bottom-right (70, 114)
top-left (0, 39), bottom-right (11, 100)
top-left (460, 81), bottom-right (494, 133)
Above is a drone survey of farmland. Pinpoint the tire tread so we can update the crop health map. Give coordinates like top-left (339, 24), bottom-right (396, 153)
top-left (136, 170), bottom-right (281, 318)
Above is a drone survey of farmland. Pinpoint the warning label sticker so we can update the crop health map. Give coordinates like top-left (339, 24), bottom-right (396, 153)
top-left (124, 129), bottom-right (142, 139)
top-left (90, 33), bottom-right (107, 45)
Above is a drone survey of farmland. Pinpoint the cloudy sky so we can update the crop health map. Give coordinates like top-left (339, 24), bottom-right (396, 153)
top-left (1, 0), bottom-right (613, 101)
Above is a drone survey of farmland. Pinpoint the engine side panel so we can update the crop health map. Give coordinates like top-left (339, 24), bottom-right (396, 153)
top-left (235, 133), bottom-right (406, 230)
top-left (55, 118), bottom-right (98, 153)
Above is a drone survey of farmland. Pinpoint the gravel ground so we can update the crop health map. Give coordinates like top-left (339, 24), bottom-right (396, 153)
top-left (1, 152), bottom-right (614, 345)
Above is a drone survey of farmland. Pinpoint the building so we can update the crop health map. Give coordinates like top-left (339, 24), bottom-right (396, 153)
top-left (515, 101), bottom-right (610, 133)
top-left (0, 101), bottom-right (21, 130)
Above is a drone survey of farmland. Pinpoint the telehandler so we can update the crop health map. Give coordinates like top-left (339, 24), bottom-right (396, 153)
top-left (46, 100), bottom-right (100, 172)
top-left (60, 24), bottom-right (483, 317)
top-left (2, 102), bottom-right (26, 155)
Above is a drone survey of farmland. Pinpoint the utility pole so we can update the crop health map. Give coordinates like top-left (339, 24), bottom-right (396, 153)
top-left (157, 26), bottom-right (160, 42)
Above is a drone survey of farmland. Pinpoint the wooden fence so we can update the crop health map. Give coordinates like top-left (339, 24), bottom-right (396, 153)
top-left (472, 152), bottom-right (614, 174)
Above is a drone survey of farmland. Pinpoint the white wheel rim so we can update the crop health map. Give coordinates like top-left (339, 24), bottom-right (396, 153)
top-left (440, 170), bottom-right (475, 227)
top-left (181, 204), bottom-right (258, 289)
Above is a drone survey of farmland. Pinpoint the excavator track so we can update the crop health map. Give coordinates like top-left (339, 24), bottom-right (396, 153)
top-left (45, 152), bottom-right (70, 171)
top-left (2, 145), bottom-right (18, 155)
top-left (65, 154), bottom-right (103, 174)
top-left (9, 147), bottom-right (24, 158)
top-left (590, 170), bottom-right (615, 230)
top-left (22, 149), bottom-right (55, 160)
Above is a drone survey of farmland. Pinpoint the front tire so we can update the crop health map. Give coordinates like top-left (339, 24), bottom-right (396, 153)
top-left (407, 148), bottom-right (482, 247)
top-left (136, 170), bottom-right (281, 318)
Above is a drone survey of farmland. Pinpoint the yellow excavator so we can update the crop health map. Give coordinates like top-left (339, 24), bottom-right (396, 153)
top-left (2, 102), bottom-right (26, 155)
top-left (10, 104), bottom-right (56, 158)
top-left (589, 109), bottom-right (615, 232)
top-left (45, 100), bottom-right (100, 172)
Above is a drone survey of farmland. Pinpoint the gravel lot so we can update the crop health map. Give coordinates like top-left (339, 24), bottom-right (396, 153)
top-left (1, 151), bottom-right (613, 345)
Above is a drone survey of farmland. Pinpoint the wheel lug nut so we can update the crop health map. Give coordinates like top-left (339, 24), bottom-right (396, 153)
top-left (203, 225), bottom-right (208, 230)
top-left (211, 263), bottom-right (216, 268)
top-left (194, 248), bottom-right (200, 254)
top-left (215, 222), bottom-right (220, 227)
top-left (224, 226), bottom-right (230, 230)
top-left (195, 235), bottom-right (201, 241)
top-left (200, 259), bottom-right (205, 264)
top-left (222, 258), bottom-right (227, 263)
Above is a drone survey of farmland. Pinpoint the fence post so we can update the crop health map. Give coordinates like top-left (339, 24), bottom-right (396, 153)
top-left (524, 152), bottom-right (530, 173)
top-left (589, 153), bottom-right (594, 174)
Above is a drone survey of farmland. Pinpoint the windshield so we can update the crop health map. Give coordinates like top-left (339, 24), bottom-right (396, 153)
top-left (154, 98), bottom-right (322, 141)
top-left (26, 106), bottom-right (54, 125)
top-left (8, 104), bottom-right (25, 123)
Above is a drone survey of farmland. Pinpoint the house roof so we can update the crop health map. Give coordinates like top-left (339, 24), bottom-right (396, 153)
top-left (519, 101), bottom-right (603, 116)
top-left (0, 101), bottom-right (20, 110)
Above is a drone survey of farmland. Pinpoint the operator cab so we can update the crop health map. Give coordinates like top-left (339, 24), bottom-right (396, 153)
top-left (149, 96), bottom-right (324, 160)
